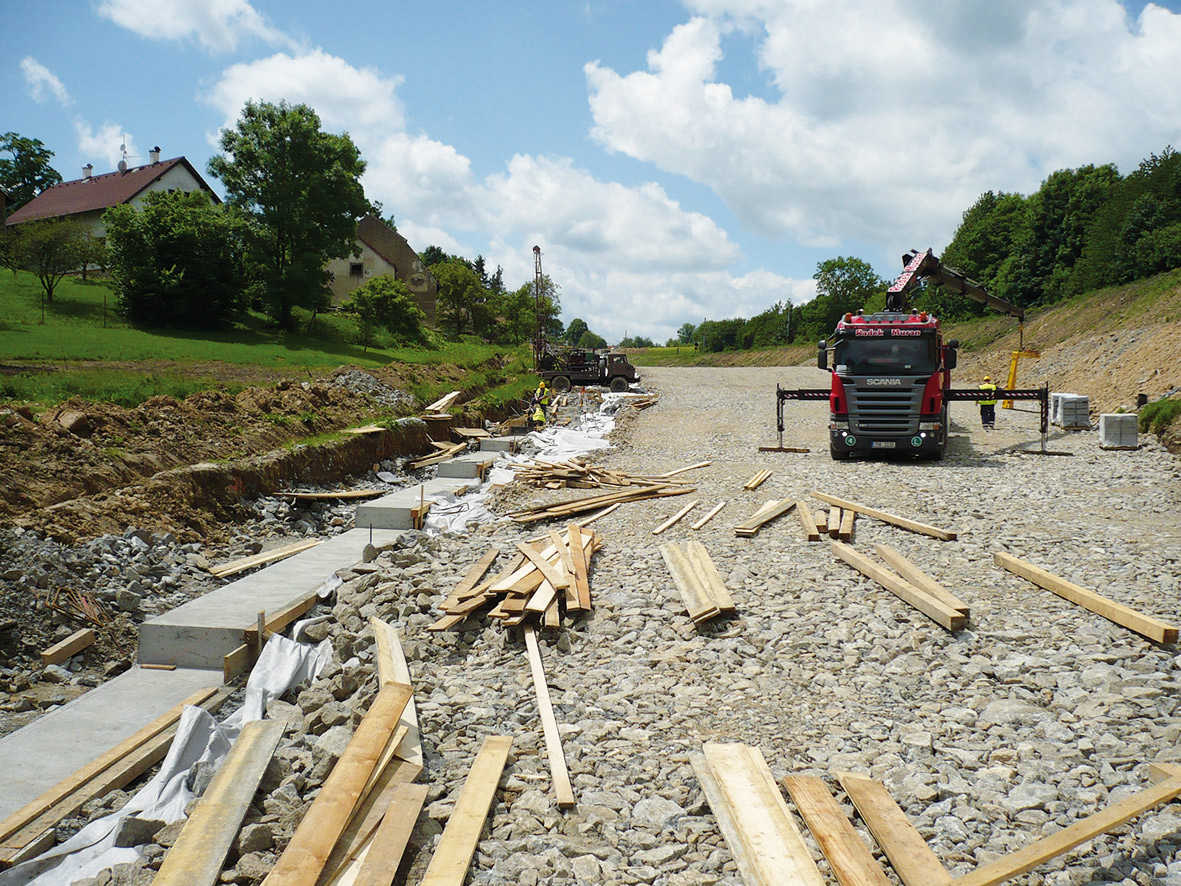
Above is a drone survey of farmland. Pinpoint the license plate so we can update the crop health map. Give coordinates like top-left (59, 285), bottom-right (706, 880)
top-left (871, 441), bottom-right (896, 449)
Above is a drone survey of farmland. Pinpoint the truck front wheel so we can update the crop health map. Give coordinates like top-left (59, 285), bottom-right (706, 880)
top-left (551, 375), bottom-right (571, 392)
top-left (609, 376), bottom-right (629, 393)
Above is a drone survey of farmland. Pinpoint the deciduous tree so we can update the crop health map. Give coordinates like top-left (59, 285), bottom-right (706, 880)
top-left (0, 132), bottom-right (62, 211)
top-left (9, 218), bottom-right (88, 319)
top-left (207, 100), bottom-right (371, 328)
top-left (340, 274), bottom-right (425, 349)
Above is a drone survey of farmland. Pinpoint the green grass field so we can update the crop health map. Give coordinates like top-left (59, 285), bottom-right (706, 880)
top-left (0, 270), bottom-right (529, 406)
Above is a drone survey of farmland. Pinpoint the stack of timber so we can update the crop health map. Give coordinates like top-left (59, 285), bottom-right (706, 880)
top-left (429, 524), bottom-right (600, 631)
top-left (629, 395), bottom-right (659, 409)
top-left (424, 390), bottom-right (462, 412)
top-left (509, 458), bottom-right (693, 490)
top-left (507, 482), bottom-right (693, 524)
top-left (830, 541), bottom-right (968, 632)
top-left (812, 491), bottom-right (957, 541)
top-left (994, 551), bottom-right (1178, 644)
top-left (408, 441), bottom-right (468, 470)
top-left (660, 540), bottom-right (736, 623)
top-left (0, 688), bottom-right (231, 869)
top-left (742, 469), bottom-right (772, 491)
top-left (734, 499), bottom-right (798, 537)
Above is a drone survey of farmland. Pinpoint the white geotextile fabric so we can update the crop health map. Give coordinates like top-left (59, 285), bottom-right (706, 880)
top-left (423, 394), bottom-right (622, 534)
top-left (1, 634), bottom-right (331, 886)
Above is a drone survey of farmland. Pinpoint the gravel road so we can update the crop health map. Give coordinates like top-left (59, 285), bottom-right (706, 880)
top-left (82, 367), bottom-right (1181, 886)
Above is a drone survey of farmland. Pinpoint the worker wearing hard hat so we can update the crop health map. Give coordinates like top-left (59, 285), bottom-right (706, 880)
top-left (534, 380), bottom-right (550, 409)
top-left (979, 375), bottom-right (998, 429)
top-left (530, 401), bottom-right (547, 430)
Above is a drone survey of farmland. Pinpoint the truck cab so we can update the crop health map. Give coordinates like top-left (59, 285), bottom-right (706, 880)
top-left (819, 309), bottom-right (957, 460)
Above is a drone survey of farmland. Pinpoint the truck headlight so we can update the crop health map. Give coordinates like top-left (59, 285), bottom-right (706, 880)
top-left (918, 422), bottom-right (941, 431)
top-left (829, 421), bottom-right (849, 431)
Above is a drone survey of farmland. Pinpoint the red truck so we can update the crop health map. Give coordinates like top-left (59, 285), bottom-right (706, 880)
top-left (778, 249), bottom-right (1046, 460)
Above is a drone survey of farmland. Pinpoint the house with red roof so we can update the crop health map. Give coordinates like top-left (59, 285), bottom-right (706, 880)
top-left (326, 214), bottom-right (438, 325)
top-left (4, 149), bottom-right (219, 236)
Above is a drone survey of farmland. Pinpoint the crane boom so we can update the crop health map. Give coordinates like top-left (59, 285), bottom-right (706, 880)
top-left (886, 248), bottom-right (1024, 320)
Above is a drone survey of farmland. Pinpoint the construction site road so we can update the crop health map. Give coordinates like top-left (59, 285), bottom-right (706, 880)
top-left (10, 365), bottom-right (1181, 886)
top-left (377, 365), bottom-right (1181, 884)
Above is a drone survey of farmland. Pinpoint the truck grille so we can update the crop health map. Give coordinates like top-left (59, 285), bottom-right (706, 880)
top-left (847, 380), bottom-right (925, 435)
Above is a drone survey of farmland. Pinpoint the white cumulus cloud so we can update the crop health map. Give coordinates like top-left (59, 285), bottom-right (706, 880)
top-left (587, 0), bottom-right (1181, 256)
top-left (20, 57), bottom-right (70, 106)
top-left (74, 121), bottom-right (138, 171)
top-left (97, 0), bottom-right (293, 53)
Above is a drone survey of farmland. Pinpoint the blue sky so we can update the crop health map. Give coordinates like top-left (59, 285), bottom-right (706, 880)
top-left (5, 0), bottom-right (1181, 343)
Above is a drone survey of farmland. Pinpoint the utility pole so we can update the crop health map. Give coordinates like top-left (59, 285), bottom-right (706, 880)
top-left (533, 245), bottom-right (543, 370)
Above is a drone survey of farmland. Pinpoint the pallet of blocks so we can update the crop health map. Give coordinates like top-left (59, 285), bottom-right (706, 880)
top-left (660, 540), bottom-right (735, 623)
top-left (428, 523), bottom-right (601, 631)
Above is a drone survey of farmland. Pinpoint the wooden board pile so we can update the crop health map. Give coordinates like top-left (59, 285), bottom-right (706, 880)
top-left (429, 524), bottom-right (600, 631)
top-left (742, 469), bottom-right (772, 491)
top-left (694, 742), bottom-right (1181, 886)
top-left (409, 441), bottom-right (468, 470)
top-left (509, 458), bottom-right (692, 490)
top-left (507, 482), bottom-right (693, 524)
top-left (659, 540), bottom-right (736, 623)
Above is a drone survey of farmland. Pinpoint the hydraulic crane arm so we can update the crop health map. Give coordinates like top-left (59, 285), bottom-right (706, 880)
top-left (886, 248), bottom-right (1025, 320)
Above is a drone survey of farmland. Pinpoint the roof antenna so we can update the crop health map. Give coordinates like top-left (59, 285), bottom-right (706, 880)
top-left (117, 134), bottom-right (137, 173)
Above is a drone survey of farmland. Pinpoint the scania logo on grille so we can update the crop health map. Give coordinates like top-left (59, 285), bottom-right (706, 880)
top-left (864, 378), bottom-right (903, 385)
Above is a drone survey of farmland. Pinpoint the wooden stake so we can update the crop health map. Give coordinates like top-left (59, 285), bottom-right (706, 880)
top-left (690, 501), bottom-right (727, 530)
top-left (796, 500), bottom-right (821, 542)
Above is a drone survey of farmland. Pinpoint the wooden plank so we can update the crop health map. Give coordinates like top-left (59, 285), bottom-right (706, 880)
top-left (280, 490), bottom-right (385, 501)
top-left (653, 500), bottom-right (700, 535)
top-left (352, 784), bottom-right (429, 886)
top-left (514, 542), bottom-right (570, 590)
top-left (370, 617), bottom-right (422, 766)
top-left (40, 628), bottom-right (96, 666)
top-left (315, 759), bottom-right (422, 886)
top-left (735, 499), bottom-right (797, 537)
top-left (660, 543), bottom-right (719, 622)
top-left (796, 500), bottom-right (821, 542)
top-left (223, 643), bottom-right (250, 683)
top-left (419, 735), bottom-right (513, 886)
top-left (698, 743), bottom-right (825, 886)
top-left (524, 627), bottom-right (575, 808)
top-left (1149, 762), bottom-right (1181, 783)
top-left (993, 551), bottom-right (1178, 644)
top-left (838, 508), bottom-right (856, 542)
top-left (690, 501), bottom-right (727, 530)
top-left (425, 390), bottom-right (462, 412)
top-left (831, 542), bottom-right (965, 632)
top-left (262, 684), bottom-right (411, 886)
top-left (448, 550), bottom-right (499, 602)
top-left (658, 460), bottom-right (711, 478)
top-left (836, 772), bottom-right (951, 886)
top-left (686, 541), bottom-right (735, 614)
top-left (0, 686), bottom-right (221, 848)
top-left (782, 775), bottom-right (891, 886)
top-left (525, 580), bottom-right (559, 615)
top-left (568, 524), bottom-right (593, 611)
top-left (244, 589), bottom-right (321, 648)
top-left (210, 539), bottom-right (321, 579)
top-left (876, 545), bottom-right (970, 616)
top-left (152, 720), bottom-right (285, 886)
top-left (577, 502), bottom-right (620, 526)
top-left (828, 508), bottom-right (843, 539)
top-left (811, 492), bottom-right (956, 541)
top-left (955, 776), bottom-right (1181, 886)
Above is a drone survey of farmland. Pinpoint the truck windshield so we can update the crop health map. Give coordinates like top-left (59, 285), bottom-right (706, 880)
top-left (835, 337), bottom-right (936, 375)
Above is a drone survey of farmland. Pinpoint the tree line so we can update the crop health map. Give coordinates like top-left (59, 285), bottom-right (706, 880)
top-left (684, 145), bottom-right (1181, 351)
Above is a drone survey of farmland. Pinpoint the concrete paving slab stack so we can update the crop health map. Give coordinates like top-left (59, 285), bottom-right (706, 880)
top-left (1099, 413), bottom-right (1139, 449)
top-left (1059, 394), bottom-right (1091, 429)
top-left (1050, 392), bottom-right (1066, 425)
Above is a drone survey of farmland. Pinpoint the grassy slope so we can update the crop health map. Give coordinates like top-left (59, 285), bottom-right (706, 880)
top-left (0, 270), bottom-right (531, 407)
